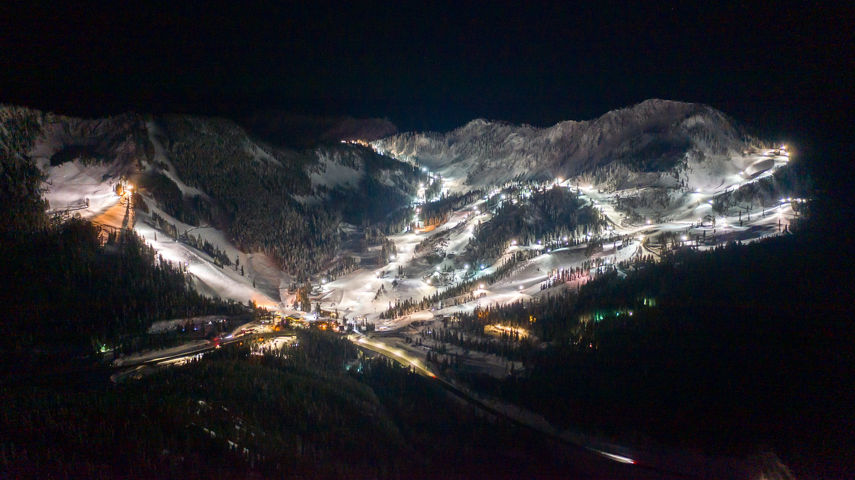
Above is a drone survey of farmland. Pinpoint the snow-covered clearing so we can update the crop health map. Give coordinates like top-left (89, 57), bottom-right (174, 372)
top-left (39, 159), bottom-right (125, 219)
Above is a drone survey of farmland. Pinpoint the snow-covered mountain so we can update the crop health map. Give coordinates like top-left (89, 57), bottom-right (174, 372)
top-left (0, 105), bottom-right (421, 305)
top-left (0, 106), bottom-right (417, 220)
top-left (1, 100), bottom-right (801, 309)
top-left (374, 99), bottom-right (765, 190)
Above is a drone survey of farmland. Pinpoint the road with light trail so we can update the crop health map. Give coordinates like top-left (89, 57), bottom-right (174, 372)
top-left (347, 333), bottom-right (729, 479)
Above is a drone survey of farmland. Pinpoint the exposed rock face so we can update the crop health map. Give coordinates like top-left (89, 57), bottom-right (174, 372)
top-left (374, 99), bottom-right (761, 188)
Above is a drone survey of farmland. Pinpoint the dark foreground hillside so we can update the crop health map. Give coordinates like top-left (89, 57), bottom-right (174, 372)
top-left (458, 226), bottom-right (854, 479)
top-left (2, 331), bottom-right (620, 480)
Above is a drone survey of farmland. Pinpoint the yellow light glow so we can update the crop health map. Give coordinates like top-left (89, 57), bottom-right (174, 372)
top-left (485, 324), bottom-right (530, 339)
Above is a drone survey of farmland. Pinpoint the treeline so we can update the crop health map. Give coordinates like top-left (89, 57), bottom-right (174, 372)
top-left (613, 187), bottom-right (673, 222)
top-left (150, 211), bottom-right (234, 269)
top-left (457, 291), bottom-right (580, 344)
top-left (138, 171), bottom-right (215, 226)
top-left (419, 189), bottom-right (483, 226)
top-left (160, 117), bottom-right (419, 278)
top-left (180, 230), bottom-right (233, 268)
top-left (421, 324), bottom-right (536, 363)
top-left (160, 116), bottom-right (338, 278)
top-left (321, 255), bottom-right (359, 282)
top-left (0, 107), bottom-right (42, 159)
top-left (424, 175), bottom-right (443, 201)
top-left (712, 162), bottom-right (812, 214)
top-left (149, 211), bottom-right (179, 239)
top-left (380, 236), bottom-right (397, 261)
top-left (466, 186), bottom-right (604, 265)
top-left (0, 110), bottom-right (47, 238)
top-left (321, 144), bottom-right (422, 227)
top-left (0, 218), bottom-right (244, 370)
top-left (0, 152), bottom-right (48, 239)
top-left (381, 205), bottom-right (416, 234)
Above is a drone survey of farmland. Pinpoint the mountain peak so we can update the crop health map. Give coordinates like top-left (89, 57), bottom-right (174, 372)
top-left (374, 100), bottom-right (760, 188)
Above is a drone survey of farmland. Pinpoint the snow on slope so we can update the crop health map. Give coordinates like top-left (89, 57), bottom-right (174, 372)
top-left (144, 121), bottom-right (211, 199)
top-left (307, 146), bottom-right (365, 189)
top-left (25, 111), bottom-right (144, 167)
top-left (134, 211), bottom-right (283, 308)
top-left (39, 160), bottom-right (125, 218)
top-left (20, 109), bottom-right (142, 218)
top-left (374, 99), bottom-right (763, 191)
top-left (2, 102), bottom-right (798, 326)
top-left (320, 101), bottom-right (799, 331)
top-left (298, 143), bottom-right (419, 207)
top-left (0, 107), bottom-right (284, 307)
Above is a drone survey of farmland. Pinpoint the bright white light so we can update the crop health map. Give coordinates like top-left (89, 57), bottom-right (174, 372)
top-left (479, 284), bottom-right (484, 289)
top-left (646, 219), bottom-right (652, 225)
top-left (435, 266), bottom-right (441, 271)
top-left (681, 235), bottom-right (688, 241)
top-left (592, 449), bottom-right (636, 464)
top-left (464, 264), bottom-right (470, 269)
top-left (518, 285), bottom-right (524, 290)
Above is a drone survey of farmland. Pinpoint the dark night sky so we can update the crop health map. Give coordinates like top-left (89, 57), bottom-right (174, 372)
top-left (1, 1), bottom-right (852, 148)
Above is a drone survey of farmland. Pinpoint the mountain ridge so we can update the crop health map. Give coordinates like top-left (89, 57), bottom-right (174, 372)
top-left (0, 105), bottom-right (420, 284)
top-left (373, 99), bottom-right (764, 188)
